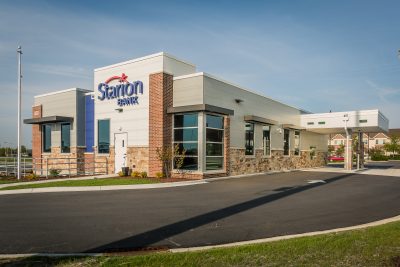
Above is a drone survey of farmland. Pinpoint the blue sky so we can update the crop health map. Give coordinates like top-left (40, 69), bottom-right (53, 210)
top-left (1, 0), bottom-right (400, 147)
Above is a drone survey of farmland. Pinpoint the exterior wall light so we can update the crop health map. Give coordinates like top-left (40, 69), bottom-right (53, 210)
top-left (115, 108), bottom-right (123, 113)
top-left (235, 99), bottom-right (244, 104)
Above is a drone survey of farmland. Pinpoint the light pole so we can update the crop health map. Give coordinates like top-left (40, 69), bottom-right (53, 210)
top-left (17, 46), bottom-right (22, 180)
top-left (343, 114), bottom-right (350, 170)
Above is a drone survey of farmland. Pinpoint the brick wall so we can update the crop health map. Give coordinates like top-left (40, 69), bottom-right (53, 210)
top-left (32, 105), bottom-right (42, 160)
top-left (148, 72), bottom-right (173, 177)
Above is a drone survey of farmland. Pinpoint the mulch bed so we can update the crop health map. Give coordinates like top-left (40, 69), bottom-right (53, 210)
top-left (0, 175), bottom-right (196, 184)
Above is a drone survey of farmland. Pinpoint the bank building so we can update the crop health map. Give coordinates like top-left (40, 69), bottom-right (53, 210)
top-left (24, 52), bottom-right (389, 178)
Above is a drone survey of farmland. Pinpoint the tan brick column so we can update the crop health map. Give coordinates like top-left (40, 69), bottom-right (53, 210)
top-left (148, 72), bottom-right (173, 177)
top-left (344, 131), bottom-right (353, 170)
top-left (32, 105), bottom-right (42, 159)
top-left (224, 116), bottom-right (231, 175)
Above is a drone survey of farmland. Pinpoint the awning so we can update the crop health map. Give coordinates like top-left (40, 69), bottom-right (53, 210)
top-left (24, 116), bottom-right (73, 125)
top-left (167, 104), bottom-right (234, 115)
top-left (244, 115), bottom-right (278, 125)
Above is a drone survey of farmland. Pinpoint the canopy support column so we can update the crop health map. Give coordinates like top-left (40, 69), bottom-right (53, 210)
top-left (357, 131), bottom-right (364, 169)
top-left (344, 128), bottom-right (353, 170)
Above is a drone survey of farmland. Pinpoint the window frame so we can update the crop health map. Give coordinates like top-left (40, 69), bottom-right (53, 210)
top-left (262, 125), bottom-right (271, 157)
top-left (173, 113), bottom-right (199, 171)
top-left (97, 119), bottom-right (110, 154)
top-left (60, 123), bottom-right (71, 154)
top-left (283, 129), bottom-right (290, 156)
top-left (42, 124), bottom-right (52, 153)
top-left (205, 114), bottom-right (224, 171)
top-left (294, 130), bottom-right (300, 156)
top-left (245, 123), bottom-right (255, 156)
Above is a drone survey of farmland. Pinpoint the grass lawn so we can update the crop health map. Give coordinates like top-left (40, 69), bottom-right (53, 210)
top-left (0, 178), bottom-right (160, 190)
top-left (0, 179), bottom-right (19, 184)
top-left (1, 221), bottom-right (399, 266)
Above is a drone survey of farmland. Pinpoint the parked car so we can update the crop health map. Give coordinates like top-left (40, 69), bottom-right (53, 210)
top-left (328, 156), bottom-right (344, 162)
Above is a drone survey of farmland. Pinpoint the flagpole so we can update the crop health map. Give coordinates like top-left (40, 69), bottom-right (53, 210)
top-left (17, 46), bottom-right (22, 180)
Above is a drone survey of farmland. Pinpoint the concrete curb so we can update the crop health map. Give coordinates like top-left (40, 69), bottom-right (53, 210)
top-left (0, 214), bottom-right (398, 259)
top-left (0, 180), bottom-right (208, 195)
top-left (170, 214), bottom-right (400, 253)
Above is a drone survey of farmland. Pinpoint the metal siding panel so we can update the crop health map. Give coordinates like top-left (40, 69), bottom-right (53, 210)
top-left (85, 95), bottom-right (95, 152)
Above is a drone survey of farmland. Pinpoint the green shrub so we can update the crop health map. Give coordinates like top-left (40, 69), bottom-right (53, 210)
top-left (26, 173), bottom-right (39, 180)
top-left (390, 154), bottom-right (400, 160)
top-left (131, 171), bottom-right (140, 178)
top-left (140, 171), bottom-right (147, 178)
top-left (118, 171), bottom-right (124, 177)
top-left (371, 154), bottom-right (389, 161)
top-left (49, 168), bottom-right (61, 177)
top-left (155, 172), bottom-right (164, 178)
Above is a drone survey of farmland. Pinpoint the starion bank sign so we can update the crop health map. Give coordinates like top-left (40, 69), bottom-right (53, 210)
top-left (97, 73), bottom-right (144, 106)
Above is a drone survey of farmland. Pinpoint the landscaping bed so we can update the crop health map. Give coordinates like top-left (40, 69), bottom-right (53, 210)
top-left (0, 221), bottom-right (399, 266)
top-left (0, 176), bottom-right (195, 191)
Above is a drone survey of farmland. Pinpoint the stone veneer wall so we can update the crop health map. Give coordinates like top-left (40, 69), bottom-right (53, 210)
top-left (40, 146), bottom-right (86, 176)
top-left (126, 147), bottom-right (149, 173)
top-left (230, 149), bottom-right (327, 176)
top-left (94, 146), bottom-right (149, 174)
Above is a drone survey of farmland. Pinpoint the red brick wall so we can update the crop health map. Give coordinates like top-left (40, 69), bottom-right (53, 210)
top-left (32, 105), bottom-right (42, 159)
top-left (148, 72), bottom-right (173, 177)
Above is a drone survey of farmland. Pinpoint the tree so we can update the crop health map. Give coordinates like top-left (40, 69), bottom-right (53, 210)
top-left (336, 144), bottom-right (345, 157)
top-left (156, 144), bottom-right (186, 178)
top-left (328, 145), bottom-right (335, 155)
top-left (369, 146), bottom-right (384, 157)
top-left (383, 135), bottom-right (400, 157)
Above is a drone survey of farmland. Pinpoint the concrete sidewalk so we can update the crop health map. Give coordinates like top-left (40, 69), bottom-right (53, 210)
top-left (303, 166), bottom-right (400, 177)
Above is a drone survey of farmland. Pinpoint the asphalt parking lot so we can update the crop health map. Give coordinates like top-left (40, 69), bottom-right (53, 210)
top-left (0, 169), bottom-right (399, 254)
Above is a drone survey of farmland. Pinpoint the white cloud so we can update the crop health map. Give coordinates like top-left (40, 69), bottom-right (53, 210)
top-left (28, 63), bottom-right (91, 79)
top-left (365, 80), bottom-right (400, 103)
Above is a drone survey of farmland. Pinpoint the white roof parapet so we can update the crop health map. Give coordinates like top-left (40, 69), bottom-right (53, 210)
top-left (301, 109), bottom-right (389, 134)
top-left (173, 72), bottom-right (309, 114)
top-left (94, 52), bottom-right (196, 72)
top-left (34, 88), bottom-right (92, 98)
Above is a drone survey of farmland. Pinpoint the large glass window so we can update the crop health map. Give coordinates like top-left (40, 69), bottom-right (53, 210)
top-left (294, 130), bottom-right (300, 156)
top-left (245, 123), bottom-right (254, 155)
top-left (283, 129), bottom-right (290, 156)
top-left (206, 114), bottom-right (224, 170)
top-left (262, 126), bottom-right (271, 157)
top-left (98, 119), bottom-right (110, 154)
top-left (42, 124), bottom-right (52, 153)
top-left (173, 113), bottom-right (198, 170)
top-left (61, 123), bottom-right (71, 153)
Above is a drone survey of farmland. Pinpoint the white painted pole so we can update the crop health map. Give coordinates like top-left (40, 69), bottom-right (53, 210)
top-left (17, 46), bottom-right (22, 180)
top-left (343, 114), bottom-right (349, 170)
